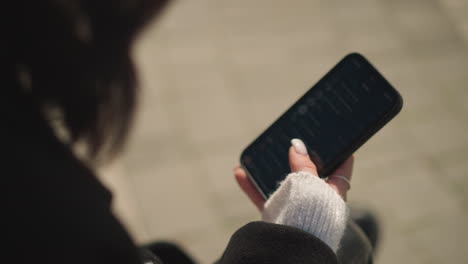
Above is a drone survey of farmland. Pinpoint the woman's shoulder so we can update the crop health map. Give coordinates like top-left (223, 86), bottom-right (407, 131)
top-left (2, 96), bottom-right (140, 264)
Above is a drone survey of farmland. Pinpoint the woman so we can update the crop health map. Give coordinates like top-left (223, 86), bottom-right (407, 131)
top-left (3, 0), bottom-right (373, 263)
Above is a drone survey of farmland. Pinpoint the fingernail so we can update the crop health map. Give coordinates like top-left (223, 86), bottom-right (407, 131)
top-left (291, 138), bottom-right (308, 155)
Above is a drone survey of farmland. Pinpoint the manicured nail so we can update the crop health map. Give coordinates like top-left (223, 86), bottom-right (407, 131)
top-left (291, 138), bottom-right (308, 155)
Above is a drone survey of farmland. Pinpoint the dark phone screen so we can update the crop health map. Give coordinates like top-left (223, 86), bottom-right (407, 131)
top-left (240, 53), bottom-right (402, 198)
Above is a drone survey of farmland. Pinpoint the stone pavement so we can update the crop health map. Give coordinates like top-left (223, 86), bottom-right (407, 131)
top-left (100, 0), bottom-right (468, 263)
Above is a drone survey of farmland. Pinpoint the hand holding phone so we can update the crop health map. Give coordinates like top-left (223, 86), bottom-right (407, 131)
top-left (238, 53), bottom-right (403, 200)
top-left (235, 140), bottom-right (354, 211)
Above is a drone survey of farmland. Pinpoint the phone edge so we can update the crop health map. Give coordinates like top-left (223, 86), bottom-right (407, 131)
top-left (240, 163), bottom-right (269, 200)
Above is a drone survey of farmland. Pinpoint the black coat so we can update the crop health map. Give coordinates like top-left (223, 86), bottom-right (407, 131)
top-left (2, 87), bottom-right (338, 264)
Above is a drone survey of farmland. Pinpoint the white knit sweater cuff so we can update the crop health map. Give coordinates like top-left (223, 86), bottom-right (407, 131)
top-left (261, 172), bottom-right (349, 252)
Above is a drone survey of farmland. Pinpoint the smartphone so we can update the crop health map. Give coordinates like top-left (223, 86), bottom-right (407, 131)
top-left (240, 53), bottom-right (403, 199)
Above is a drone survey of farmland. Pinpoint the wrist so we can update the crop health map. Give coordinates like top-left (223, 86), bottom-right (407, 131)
top-left (261, 172), bottom-right (349, 252)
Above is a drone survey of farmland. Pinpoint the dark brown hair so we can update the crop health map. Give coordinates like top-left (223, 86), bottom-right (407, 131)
top-left (6, 0), bottom-right (169, 162)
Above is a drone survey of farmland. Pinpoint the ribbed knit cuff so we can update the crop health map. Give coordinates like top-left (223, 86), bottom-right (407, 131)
top-left (262, 172), bottom-right (349, 252)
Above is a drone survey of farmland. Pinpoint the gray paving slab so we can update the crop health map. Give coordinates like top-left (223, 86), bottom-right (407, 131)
top-left (351, 157), bottom-right (468, 264)
top-left (126, 155), bottom-right (219, 239)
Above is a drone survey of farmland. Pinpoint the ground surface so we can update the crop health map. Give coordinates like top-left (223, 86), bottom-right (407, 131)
top-left (100, 0), bottom-right (468, 263)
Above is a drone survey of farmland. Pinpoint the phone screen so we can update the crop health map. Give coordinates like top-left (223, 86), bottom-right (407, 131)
top-left (240, 53), bottom-right (403, 198)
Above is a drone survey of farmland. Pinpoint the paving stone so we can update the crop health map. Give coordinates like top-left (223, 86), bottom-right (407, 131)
top-left (404, 106), bottom-right (468, 155)
top-left (163, 67), bottom-right (250, 148)
top-left (403, 209), bottom-right (468, 263)
top-left (426, 145), bottom-right (468, 210)
top-left (126, 159), bottom-right (219, 239)
top-left (351, 158), bottom-right (461, 222)
top-left (196, 150), bottom-right (259, 221)
top-left (351, 157), bottom-right (466, 263)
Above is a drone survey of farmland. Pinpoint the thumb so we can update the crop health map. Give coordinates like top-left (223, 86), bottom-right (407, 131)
top-left (289, 138), bottom-right (318, 176)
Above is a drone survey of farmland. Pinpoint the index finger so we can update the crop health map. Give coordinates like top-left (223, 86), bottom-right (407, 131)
top-left (234, 166), bottom-right (265, 211)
